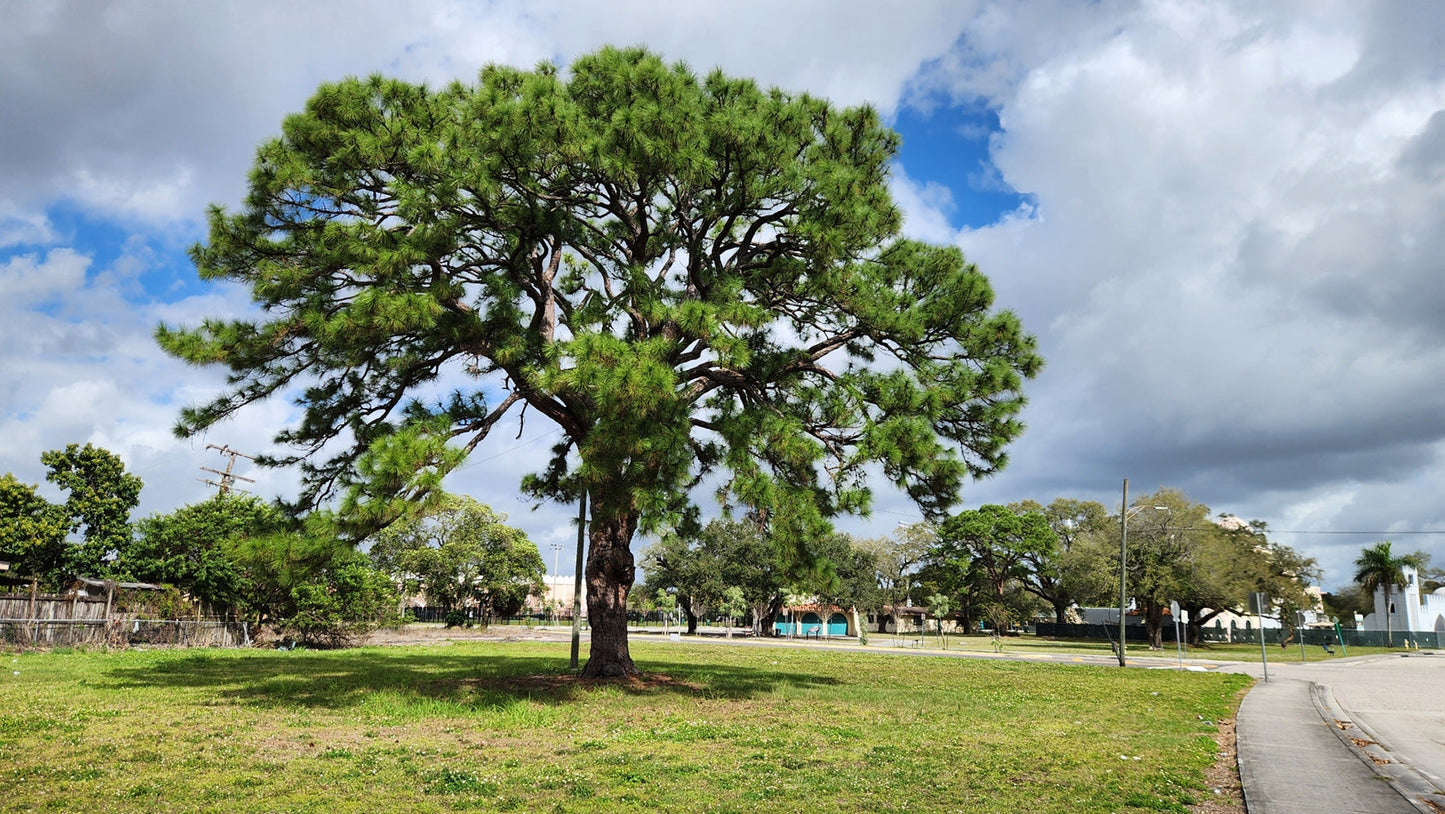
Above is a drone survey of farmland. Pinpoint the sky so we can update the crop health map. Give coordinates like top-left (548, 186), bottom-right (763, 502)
top-left (2, 0), bottom-right (1443, 591)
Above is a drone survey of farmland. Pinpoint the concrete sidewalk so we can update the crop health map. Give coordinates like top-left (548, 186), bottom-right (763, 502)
top-left (1232, 655), bottom-right (1445, 814)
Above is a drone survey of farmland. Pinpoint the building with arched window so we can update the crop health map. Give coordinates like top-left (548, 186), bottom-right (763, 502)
top-left (1361, 565), bottom-right (1445, 635)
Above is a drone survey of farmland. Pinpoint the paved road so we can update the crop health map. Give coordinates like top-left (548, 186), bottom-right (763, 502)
top-left (1224, 652), bottom-right (1445, 813)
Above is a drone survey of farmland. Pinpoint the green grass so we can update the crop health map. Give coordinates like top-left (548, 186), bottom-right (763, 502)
top-left (0, 641), bottom-right (1248, 813)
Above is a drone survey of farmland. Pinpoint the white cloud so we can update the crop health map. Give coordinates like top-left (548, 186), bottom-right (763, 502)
top-left (938, 1), bottom-right (1445, 587)
top-left (0, 248), bottom-right (88, 306)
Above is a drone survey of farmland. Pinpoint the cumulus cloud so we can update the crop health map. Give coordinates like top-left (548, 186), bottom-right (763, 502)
top-left (913, 0), bottom-right (1445, 585)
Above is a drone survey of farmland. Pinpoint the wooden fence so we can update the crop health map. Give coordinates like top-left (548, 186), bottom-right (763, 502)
top-left (0, 583), bottom-right (241, 649)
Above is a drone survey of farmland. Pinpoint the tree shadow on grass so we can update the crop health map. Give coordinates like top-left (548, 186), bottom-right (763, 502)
top-left (97, 646), bottom-right (841, 712)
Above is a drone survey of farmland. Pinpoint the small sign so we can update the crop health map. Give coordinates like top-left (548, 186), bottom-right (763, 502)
top-left (1248, 592), bottom-right (1268, 615)
top-left (1170, 601), bottom-right (1180, 617)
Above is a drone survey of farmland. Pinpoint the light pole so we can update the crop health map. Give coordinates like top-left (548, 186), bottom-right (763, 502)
top-left (1117, 478), bottom-right (1169, 667)
top-left (550, 543), bottom-right (563, 627)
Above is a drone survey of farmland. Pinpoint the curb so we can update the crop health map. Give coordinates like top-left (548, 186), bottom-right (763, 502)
top-left (1309, 681), bottom-right (1445, 813)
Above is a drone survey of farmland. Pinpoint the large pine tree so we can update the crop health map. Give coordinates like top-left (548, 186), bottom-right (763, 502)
top-left (158, 47), bottom-right (1042, 677)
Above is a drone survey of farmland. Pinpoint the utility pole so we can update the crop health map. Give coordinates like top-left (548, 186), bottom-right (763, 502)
top-left (199, 444), bottom-right (256, 496)
top-left (1118, 478), bottom-right (1129, 667)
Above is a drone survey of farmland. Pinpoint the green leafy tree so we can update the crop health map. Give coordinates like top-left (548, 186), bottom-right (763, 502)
top-left (41, 444), bottom-right (144, 579)
top-left (368, 495), bottom-right (543, 621)
top-left (277, 550), bottom-right (398, 647)
top-left (230, 522), bottom-right (399, 646)
top-left (0, 445), bottom-right (142, 585)
top-left (1322, 584), bottom-right (1372, 627)
top-left (718, 585), bottom-right (747, 638)
top-left (916, 553), bottom-right (986, 635)
top-left (156, 47), bottom-right (1041, 677)
top-left (125, 494), bottom-right (284, 611)
top-left (640, 530), bottom-right (717, 633)
top-left (1353, 541), bottom-right (1427, 647)
top-left (1198, 521), bottom-right (1318, 648)
top-left (798, 532), bottom-right (877, 639)
top-left (859, 522), bottom-right (933, 633)
top-left (1112, 490), bottom-right (1208, 649)
top-left (694, 518), bottom-right (791, 633)
top-left (0, 474), bottom-right (67, 586)
top-left (926, 593), bottom-right (952, 648)
top-left (936, 504), bottom-right (1056, 631)
top-left (1013, 498), bottom-right (1112, 627)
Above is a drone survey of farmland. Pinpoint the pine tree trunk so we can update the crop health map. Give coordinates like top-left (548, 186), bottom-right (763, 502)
top-left (581, 511), bottom-right (640, 678)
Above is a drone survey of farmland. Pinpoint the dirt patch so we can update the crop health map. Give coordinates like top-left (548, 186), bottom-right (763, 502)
top-left (1190, 715), bottom-right (1245, 814)
top-left (490, 671), bottom-right (704, 695)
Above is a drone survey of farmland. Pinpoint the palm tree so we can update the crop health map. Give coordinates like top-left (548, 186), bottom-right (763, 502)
top-left (1353, 542), bottom-right (1425, 647)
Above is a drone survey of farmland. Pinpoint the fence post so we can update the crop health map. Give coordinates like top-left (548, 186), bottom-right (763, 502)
top-left (28, 579), bottom-right (38, 642)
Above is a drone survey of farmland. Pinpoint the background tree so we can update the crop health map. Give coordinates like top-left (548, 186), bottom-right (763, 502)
top-left (367, 495), bottom-right (543, 622)
top-left (640, 531), bottom-right (716, 634)
top-left (935, 504), bottom-right (1056, 631)
top-left (805, 532), bottom-right (878, 614)
top-left (718, 585), bottom-right (747, 638)
top-left (1353, 541), bottom-right (1426, 647)
top-left (1113, 490), bottom-right (1209, 649)
top-left (42, 443), bottom-right (144, 578)
top-left (926, 593), bottom-right (952, 648)
top-left (125, 494), bottom-right (283, 612)
top-left (641, 517), bottom-right (790, 634)
top-left (1322, 584), bottom-right (1372, 628)
top-left (230, 522), bottom-right (398, 646)
top-left (158, 47), bottom-right (1041, 677)
top-left (916, 553), bottom-right (986, 634)
top-left (859, 522), bottom-right (933, 633)
top-left (0, 474), bottom-right (67, 587)
top-left (1013, 498), bottom-right (1112, 627)
top-left (1420, 557), bottom-right (1444, 593)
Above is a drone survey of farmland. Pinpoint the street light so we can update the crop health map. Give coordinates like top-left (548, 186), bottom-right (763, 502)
top-left (550, 542), bottom-right (563, 627)
top-left (1117, 477), bottom-right (1169, 667)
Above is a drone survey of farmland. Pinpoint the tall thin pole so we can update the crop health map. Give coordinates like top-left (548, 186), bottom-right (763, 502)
top-left (1118, 478), bottom-right (1129, 667)
top-left (569, 489), bottom-right (587, 671)
top-left (1257, 603), bottom-right (1270, 683)
top-left (550, 543), bottom-right (562, 626)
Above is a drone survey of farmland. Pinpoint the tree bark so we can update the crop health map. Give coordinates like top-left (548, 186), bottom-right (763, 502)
top-left (681, 598), bottom-right (699, 635)
top-left (581, 511), bottom-right (640, 678)
top-left (1144, 600), bottom-right (1164, 650)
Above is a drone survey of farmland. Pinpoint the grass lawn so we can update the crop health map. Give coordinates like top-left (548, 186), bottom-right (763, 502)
top-left (0, 640), bottom-right (1248, 813)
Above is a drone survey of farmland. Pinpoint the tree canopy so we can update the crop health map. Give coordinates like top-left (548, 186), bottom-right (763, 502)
top-left (126, 493), bottom-right (284, 610)
top-left (157, 46), bottom-right (1042, 676)
top-left (0, 444), bottom-right (143, 587)
top-left (367, 494), bottom-right (543, 620)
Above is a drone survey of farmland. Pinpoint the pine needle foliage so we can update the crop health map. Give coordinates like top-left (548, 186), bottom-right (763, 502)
top-left (157, 47), bottom-right (1042, 676)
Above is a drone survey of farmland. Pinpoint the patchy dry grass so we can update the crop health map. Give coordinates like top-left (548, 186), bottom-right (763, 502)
top-left (0, 641), bottom-right (1248, 813)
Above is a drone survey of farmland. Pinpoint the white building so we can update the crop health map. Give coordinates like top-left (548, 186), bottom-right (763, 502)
top-left (532, 574), bottom-right (586, 619)
top-left (1360, 565), bottom-right (1445, 634)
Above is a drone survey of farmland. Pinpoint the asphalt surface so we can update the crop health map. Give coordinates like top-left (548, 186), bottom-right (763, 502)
top-left (1224, 652), bottom-right (1445, 813)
